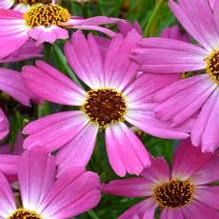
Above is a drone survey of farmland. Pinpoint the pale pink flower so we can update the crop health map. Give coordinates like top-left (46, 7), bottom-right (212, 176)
top-left (0, 1), bottom-right (121, 59)
top-left (22, 30), bottom-right (189, 177)
top-left (103, 140), bottom-right (219, 219)
top-left (133, 0), bottom-right (219, 152)
top-left (0, 147), bottom-right (101, 219)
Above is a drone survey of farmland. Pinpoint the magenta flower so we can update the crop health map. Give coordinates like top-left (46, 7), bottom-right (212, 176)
top-left (0, 108), bottom-right (9, 141)
top-left (103, 140), bottom-right (219, 219)
top-left (0, 1), bottom-right (121, 59)
top-left (0, 147), bottom-right (101, 219)
top-left (133, 0), bottom-right (219, 152)
top-left (22, 30), bottom-right (189, 177)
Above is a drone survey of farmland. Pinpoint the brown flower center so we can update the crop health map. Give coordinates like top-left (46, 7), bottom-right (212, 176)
top-left (154, 179), bottom-right (195, 208)
top-left (81, 89), bottom-right (127, 128)
top-left (24, 3), bottom-right (70, 27)
top-left (8, 208), bottom-right (42, 219)
top-left (206, 49), bottom-right (219, 84)
top-left (15, 0), bottom-right (50, 5)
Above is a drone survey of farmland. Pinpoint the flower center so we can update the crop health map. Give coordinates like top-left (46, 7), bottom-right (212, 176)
top-left (7, 208), bottom-right (42, 219)
top-left (24, 3), bottom-right (70, 27)
top-left (81, 88), bottom-right (127, 128)
top-left (205, 49), bottom-right (219, 84)
top-left (15, 0), bottom-right (50, 5)
top-left (154, 179), bottom-right (195, 208)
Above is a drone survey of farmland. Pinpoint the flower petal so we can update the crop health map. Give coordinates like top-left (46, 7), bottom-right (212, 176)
top-left (23, 111), bottom-right (88, 151)
top-left (22, 61), bottom-right (86, 106)
top-left (18, 147), bottom-right (56, 211)
top-left (40, 170), bottom-right (100, 219)
top-left (105, 122), bottom-right (151, 177)
top-left (102, 178), bottom-right (153, 197)
top-left (56, 123), bottom-right (98, 176)
top-left (0, 108), bottom-right (9, 140)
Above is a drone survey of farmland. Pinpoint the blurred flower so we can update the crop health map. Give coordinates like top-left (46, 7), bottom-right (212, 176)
top-left (22, 30), bottom-right (189, 177)
top-left (0, 108), bottom-right (9, 141)
top-left (0, 1), bottom-right (121, 59)
top-left (0, 147), bottom-right (101, 219)
top-left (133, 0), bottom-right (219, 152)
top-left (0, 0), bottom-right (51, 12)
top-left (103, 140), bottom-right (219, 219)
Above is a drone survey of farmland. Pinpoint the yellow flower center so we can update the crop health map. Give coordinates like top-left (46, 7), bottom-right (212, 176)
top-left (81, 88), bottom-right (127, 128)
top-left (8, 208), bottom-right (42, 219)
top-left (15, 0), bottom-right (50, 5)
top-left (154, 179), bottom-right (195, 208)
top-left (24, 3), bottom-right (71, 27)
top-left (205, 49), bottom-right (219, 84)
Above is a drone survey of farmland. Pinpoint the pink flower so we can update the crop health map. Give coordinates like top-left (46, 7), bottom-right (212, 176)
top-left (22, 30), bottom-right (189, 177)
top-left (0, 108), bottom-right (9, 141)
top-left (0, 147), bottom-right (101, 219)
top-left (133, 0), bottom-right (219, 152)
top-left (102, 140), bottom-right (219, 219)
top-left (0, 1), bottom-right (121, 59)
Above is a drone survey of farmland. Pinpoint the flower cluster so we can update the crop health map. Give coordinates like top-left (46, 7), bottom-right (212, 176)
top-left (0, 0), bottom-right (219, 218)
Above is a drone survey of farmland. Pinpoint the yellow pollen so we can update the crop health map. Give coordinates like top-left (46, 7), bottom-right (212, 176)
top-left (81, 88), bottom-right (127, 128)
top-left (15, 0), bottom-right (50, 5)
top-left (24, 3), bottom-right (71, 27)
top-left (205, 49), bottom-right (219, 84)
top-left (154, 179), bottom-right (195, 208)
top-left (8, 208), bottom-right (42, 219)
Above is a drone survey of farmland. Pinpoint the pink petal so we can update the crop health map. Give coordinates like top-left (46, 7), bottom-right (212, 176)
top-left (40, 170), bottom-right (100, 218)
top-left (22, 61), bottom-right (86, 106)
top-left (105, 122), bottom-right (151, 177)
top-left (160, 25), bottom-right (190, 42)
top-left (102, 178), bottom-right (153, 197)
top-left (65, 30), bottom-right (104, 89)
top-left (118, 199), bottom-right (157, 219)
top-left (182, 201), bottom-right (219, 219)
top-left (172, 139), bottom-right (214, 180)
top-left (23, 111), bottom-right (89, 151)
top-left (18, 147), bottom-right (56, 211)
top-left (194, 186), bottom-right (219, 209)
top-left (104, 30), bottom-right (141, 91)
top-left (141, 156), bottom-right (170, 184)
top-left (28, 26), bottom-right (68, 44)
top-left (0, 108), bottom-right (9, 140)
top-left (0, 68), bottom-right (31, 106)
top-left (169, 0), bottom-right (219, 51)
top-left (56, 123), bottom-right (98, 176)
top-left (132, 38), bottom-right (207, 73)
top-left (191, 88), bottom-right (219, 151)
top-left (0, 0), bottom-right (14, 9)
top-left (160, 208), bottom-right (184, 219)
top-left (0, 172), bottom-right (16, 218)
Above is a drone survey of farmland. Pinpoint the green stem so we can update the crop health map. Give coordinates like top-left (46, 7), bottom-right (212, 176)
top-left (143, 0), bottom-right (165, 37)
top-left (53, 43), bottom-right (82, 86)
top-left (87, 210), bottom-right (100, 219)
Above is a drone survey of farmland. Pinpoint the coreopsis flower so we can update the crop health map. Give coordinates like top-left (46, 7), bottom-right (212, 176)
top-left (103, 140), bottom-right (219, 219)
top-left (22, 30), bottom-right (189, 177)
top-left (133, 0), bottom-right (219, 152)
top-left (0, 147), bottom-right (101, 219)
top-left (0, 1), bottom-right (121, 59)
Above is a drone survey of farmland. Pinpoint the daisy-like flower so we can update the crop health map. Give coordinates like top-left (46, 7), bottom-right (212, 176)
top-left (0, 0), bottom-right (121, 59)
top-left (0, 147), bottom-right (101, 219)
top-left (22, 30), bottom-right (189, 177)
top-left (133, 0), bottom-right (219, 152)
top-left (103, 140), bottom-right (219, 219)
